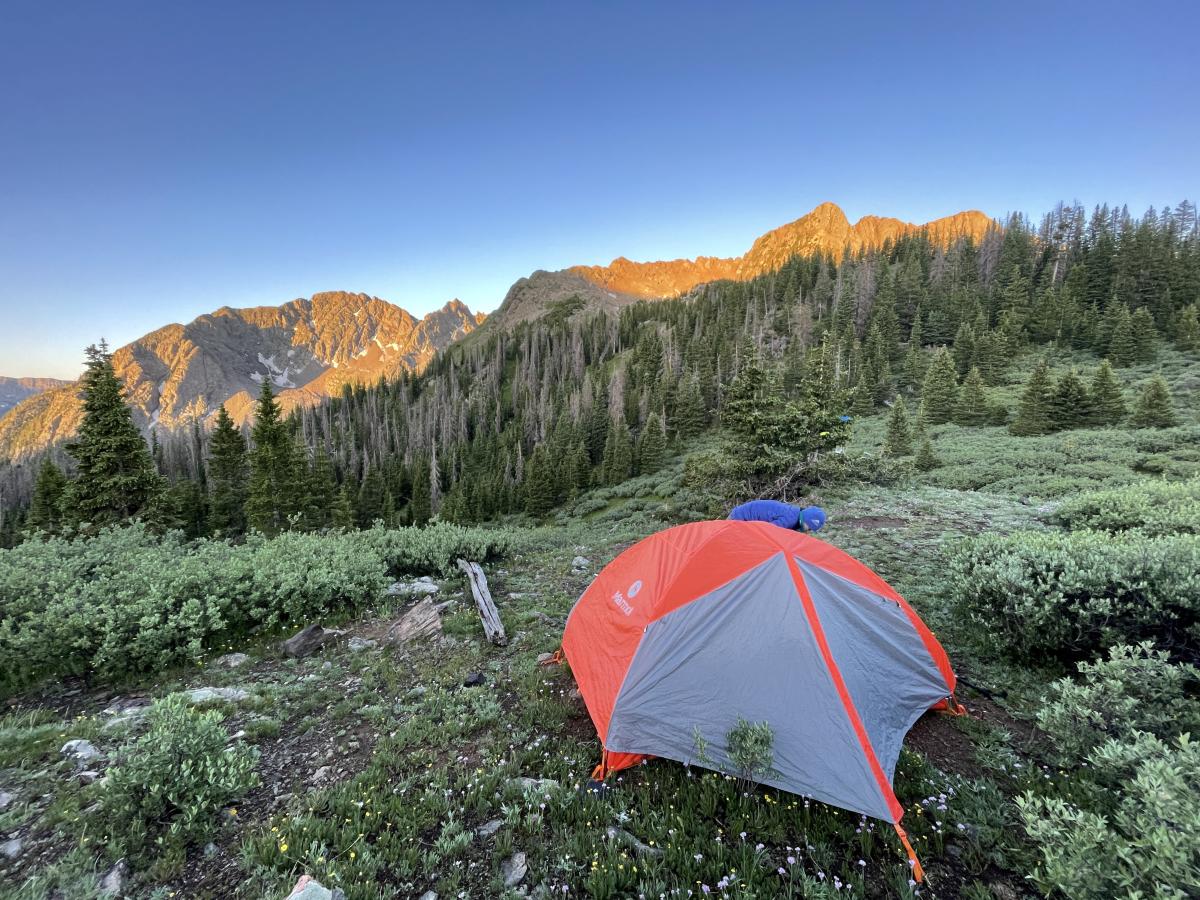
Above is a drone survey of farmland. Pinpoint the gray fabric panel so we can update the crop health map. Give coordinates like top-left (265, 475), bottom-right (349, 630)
top-left (797, 560), bottom-right (949, 781)
top-left (606, 553), bottom-right (893, 820)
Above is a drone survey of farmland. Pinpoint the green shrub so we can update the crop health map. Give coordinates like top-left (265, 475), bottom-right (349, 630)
top-left (0, 521), bottom-right (512, 688)
top-left (948, 530), bottom-right (1200, 663)
top-left (725, 717), bottom-right (777, 785)
top-left (1017, 732), bottom-right (1200, 899)
top-left (1050, 477), bottom-right (1200, 535)
top-left (1036, 643), bottom-right (1200, 763)
top-left (102, 694), bottom-right (258, 860)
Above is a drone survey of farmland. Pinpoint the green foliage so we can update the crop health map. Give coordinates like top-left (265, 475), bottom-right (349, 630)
top-left (27, 458), bottom-right (68, 533)
top-left (1049, 368), bottom-right (1094, 430)
top-left (1130, 374), bottom-right (1180, 428)
top-left (206, 405), bottom-right (248, 536)
top-left (1051, 477), bottom-right (1200, 535)
top-left (102, 694), bottom-right (258, 860)
top-left (919, 347), bottom-right (959, 424)
top-left (1035, 643), bottom-right (1200, 762)
top-left (953, 367), bottom-right (990, 426)
top-left (0, 522), bottom-right (510, 687)
top-left (63, 342), bottom-right (165, 528)
top-left (247, 380), bottom-right (303, 534)
top-left (948, 529), bottom-right (1200, 663)
top-left (883, 398), bottom-right (912, 456)
top-left (1176, 303), bottom-right (1200, 351)
top-left (725, 717), bottom-right (777, 785)
top-left (1009, 357), bottom-right (1055, 436)
top-left (1086, 360), bottom-right (1126, 425)
top-left (914, 436), bottom-right (940, 471)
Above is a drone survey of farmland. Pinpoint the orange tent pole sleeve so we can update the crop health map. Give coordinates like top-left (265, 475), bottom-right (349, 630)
top-left (894, 824), bottom-right (925, 883)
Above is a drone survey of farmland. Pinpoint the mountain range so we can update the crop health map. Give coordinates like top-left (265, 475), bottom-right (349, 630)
top-left (0, 377), bottom-right (71, 421)
top-left (0, 202), bottom-right (994, 459)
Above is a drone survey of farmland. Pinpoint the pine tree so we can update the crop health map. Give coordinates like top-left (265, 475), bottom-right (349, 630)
top-left (673, 373), bottom-right (706, 438)
top-left (523, 445), bottom-right (557, 516)
top-left (1176, 304), bottom-right (1200, 351)
top-left (954, 367), bottom-right (990, 426)
top-left (637, 413), bottom-right (667, 474)
top-left (1088, 360), bottom-right (1127, 426)
top-left (1009, 358), bottom-right (1056, 436)
top-left (302, 447), bottom-right (337, 531)
top-left (1049, 368), bottom-right (1093, 430)
top-left (64, 342), bottom-right (164, 527)
top-left (883, 398), bottom-right (913, 456)
top-left (357, 467), bottom-right (387, 526)
top-left (206, 405), bottom-right (248, 536)
top-left (1130, 375), bottom-right (1179, 428)
top-left (601, 416), bottom-right (634, 485)
top-left (331, 484), bottom-right (355, 529)
top-left (914, 436), bottom-right (941, 471)
top-left (1106, 305), bottom-right (1137, 367)
top-left (246, 379), bottom-right (301, 534)
top-left (1130, 306), bottom-right (1158, 363)
top-left (27, 458), bottom-right (68, 532)
top-left (409, 461), bottom-right (432, 524)
top-left (919, 348), bottom-right (959, 424)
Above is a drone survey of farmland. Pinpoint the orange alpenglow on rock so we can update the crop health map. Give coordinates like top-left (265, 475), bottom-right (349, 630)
top-left (569, 202), bottom-right (994, 299)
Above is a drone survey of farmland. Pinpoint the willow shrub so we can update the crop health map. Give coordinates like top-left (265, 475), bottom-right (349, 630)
top-left (1050, 476), bottom-right (1200, 535)
top-left (0, 522), bottom-right (511, 688)
top-left (947, 530), bottom-right (1200, 663)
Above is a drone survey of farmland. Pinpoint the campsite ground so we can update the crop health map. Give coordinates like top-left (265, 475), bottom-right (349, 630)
top-left (1, 351), bottom-right (1197, 898)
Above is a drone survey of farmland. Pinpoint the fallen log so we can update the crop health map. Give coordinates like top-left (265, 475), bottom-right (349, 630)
top-left (456, 558), bottom-right (507, 646)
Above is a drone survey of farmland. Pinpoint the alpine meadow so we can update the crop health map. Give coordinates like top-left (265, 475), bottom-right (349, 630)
top-left (1, 4), bottom-right (1199, 899)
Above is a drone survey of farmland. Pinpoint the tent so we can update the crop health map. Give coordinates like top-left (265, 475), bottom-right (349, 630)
top-left (560, 520), bottom-right (961, 879)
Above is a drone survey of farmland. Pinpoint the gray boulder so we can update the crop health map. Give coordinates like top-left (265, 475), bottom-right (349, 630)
top-left (99, 858), bottom-right (128, 896)
top-left (0, 837), bottom-right (22, 860)
top-left (502, 850), bottom-right (528, 887)
top-left (61, 739), bottom-right (101, 764)
top-left (0, 790), bottom-right (14, 810)
top-left (281, 623), bottom-right (345, 658)
top-left (285, 875), bottom-right (346, 900)
top-left (215, 652), bottom-right (251, 668)
top-left (185, 686), bottom-right (250, 704)
top-left (571, 556), bottom-right (590, 570)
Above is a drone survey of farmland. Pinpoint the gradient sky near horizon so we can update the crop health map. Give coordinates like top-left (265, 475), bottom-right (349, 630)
top-left (2, 1), bottom-right (1198, 379)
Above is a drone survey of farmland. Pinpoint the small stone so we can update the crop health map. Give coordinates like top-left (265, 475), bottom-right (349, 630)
top-left (347, 637), bottom-right (377, 652)
top-left (215, 652), bottom-right (251, 668)
top-left (463, 672), bottom-right (486, 688)
top-left (204, 842), bottom-right (219, 857)
top-left (286, 875), bottom-right (343, 900)
top-left (502, 851), bottom-right (528, 887)
top-left (185, 686), bottom-right (250, 704)
top-left (0, 790), bottom-right (14, 810)
top-left (0, 838), bottom-right (22, 860)
top-left (313, 766), bottom-right (332, 782)
top-left (508, 592), bottom-right (526, 600)
top-left (385, 580), bottom-right (440, 597)
top-left (569, 688), bottom-right (582, 700)
top-left (477, 818), bottom-right (503, 837)
top-left (510, 776), bottom-right (559, 793)
top-left (99, 858), bottom-right (128, 896)
top-left (321, 661), bottom-right (332, 670)
top-left (61, 739), bottom-right (101, 764)
top-left (536, 652), bottom-right (555, 665)
top-left (418, 893), bottom-right (438, 900)
top-left (571, 556), bottom-right (590, 569)
top-left (77, 770), bottom-right (102, 785)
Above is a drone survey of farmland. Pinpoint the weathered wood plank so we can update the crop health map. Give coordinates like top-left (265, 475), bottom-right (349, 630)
top-left (385, 597), bottom-right (443, 645)
top-left (456, 558), bottom-right (507, 646)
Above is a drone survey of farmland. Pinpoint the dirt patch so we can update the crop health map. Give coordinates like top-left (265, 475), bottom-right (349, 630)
top-left (838, 516), bottom-right (910, 530)
top-left (907, 712), bottom-right (984, 779)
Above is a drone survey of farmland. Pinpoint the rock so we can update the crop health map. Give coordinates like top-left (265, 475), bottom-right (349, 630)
top-left (99, 858), bottom-right (128, 896)
top-left (605, 826), bottom-right (663, 858)
top-left (569, 688), bottom-right (582, 700)
top-left (508, 592), bottom-right (526, 600)
top-left (536, 652), bottom-right (555, 665)
top-left (204, 842), bottom-right (219, 857)
top-left (215, 652), bottom-right (251, 668)
top-left (0, 838), bottom-right (22, 860)
top-left (418, 893), bottom-right (438, 900)
top-left (185, 686), bottom-right (251, 704)
top-left (347, 637), bottom-right (377, 652)
top-left (0, 790), bottom-right (14, 810)
top-left (77, 770), bottom-right (102, 785)
top-left (463, 672), bottom-right (486, 687)
top-left (385, 598), bottom-right (443, 645)
top-left (571, 556), bottom-right (590, 570)
top-left (386, 580), bottom-right (440, 597)
top-left (312, 766), bottom-right (332, 783)
top-left (101, 709), bottom-right (148, 733)
top-left (502, 851), bottom-right (528, 888)
top-left (477, 818), bottom-right (504, 837)
top-left (281, 623), bottom-right (345, 658)
top-left (989, 884), bottom-right (1019, 900)
top-left (61, 739), bottom-right (101, 764)
top-left (286, 875), bottom-right (346, 900)
top-left (418, 575), bottom-right (435, 584)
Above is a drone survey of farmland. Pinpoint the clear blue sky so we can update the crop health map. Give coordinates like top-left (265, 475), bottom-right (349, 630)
top-left (1, 0), bottom-right (1197, 379)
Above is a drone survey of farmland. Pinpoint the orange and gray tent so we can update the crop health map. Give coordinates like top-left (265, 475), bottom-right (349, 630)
top-left (561, 520), bottom-right (960, 878)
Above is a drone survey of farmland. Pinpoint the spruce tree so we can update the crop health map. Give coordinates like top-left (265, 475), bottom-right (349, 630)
top-left (246, 379), bottom-right (301, 534)
top-left (1049, 368), bottom-right (1093, 431)
top-left (1130, 375), bottom-right (1179, 428)
top-left (1009, 358), bottom-right (1056, 436)
top-left (601, 416), bottom-right (634, 485)
top-left (638, 413), bottom-right (667, 474)
top-left (954, 367), bottom-right (990, 426)
top-left (1130, 306), bottom-right (1158, 363)
top-left (409, 461), bottom-right (432, 524)
top-left (1176, 304), bottom-right (1200, 351)
top-left (1088, 360), bottom-right (1127, 425)
top-left (883, 398), bottom-right (913, 456)
top-left (206, 405), bottom-right (248, 536)
top-left (914, 436), bottom-right (941, 471)
top-left (64, 342), bottom-right (164, 527)
top-left (303, 447), bottom-right (337, 531)
top-left (1106, 305), bottom-right (1137, 367)
top-left (28, 458), bottom-right (68, 532)
top-left (332, 484), bottom-right (355, 529)
top-left (919, 348), bottom-right (959, 424)
top-left (673, 373), bottom-right (706, 438)
top-left (523, 445), bottom-right (556, 516)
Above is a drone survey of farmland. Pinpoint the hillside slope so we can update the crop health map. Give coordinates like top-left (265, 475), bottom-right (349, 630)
top-left (0, 377), bottom-right (71, 420)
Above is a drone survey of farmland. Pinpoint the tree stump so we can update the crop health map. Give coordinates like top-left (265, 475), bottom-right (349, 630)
top-left (456, 558), bottom-right (507, 646)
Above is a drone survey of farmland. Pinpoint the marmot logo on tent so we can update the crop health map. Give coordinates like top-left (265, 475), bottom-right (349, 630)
top-left (611, 590), bottom-right (634, 616)
top-left (628, 579), bottom-right (643, 598)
